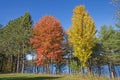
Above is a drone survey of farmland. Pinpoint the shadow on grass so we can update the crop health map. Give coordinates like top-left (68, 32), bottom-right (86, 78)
top-left (0, 76), bottom-right (62, 80)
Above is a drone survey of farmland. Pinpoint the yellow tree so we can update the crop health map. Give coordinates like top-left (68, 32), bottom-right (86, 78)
top-left (68, 5), bottom-right (97, 68)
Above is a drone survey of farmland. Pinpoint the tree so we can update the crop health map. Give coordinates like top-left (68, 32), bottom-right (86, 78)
top-left (99, 25), bottom-right (117, 78)
top-left (111, 0), bottom-right (120, 20)
top-left (111, 0), bottom-right (120, 64)
top-left (69, 60), bottom-right (81, 74)
top-left (0, 24), bottom-right (4, 72)
top-left (67, 5), bottom-right (97, 68)
top-left (88, 42), bottom-right (105, 75)
top-left (19, 12), bottom-right (33, 73)
top-left (30, 16), bottom-right (65, 67)
top-left (0, 12), bottom-right (33, 73)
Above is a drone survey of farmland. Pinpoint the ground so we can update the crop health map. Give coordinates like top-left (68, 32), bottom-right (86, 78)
top-left (0, 73), bottom-right (119, 80)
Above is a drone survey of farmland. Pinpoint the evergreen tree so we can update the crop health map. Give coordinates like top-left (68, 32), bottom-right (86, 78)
top-left (99, 25), bottom-right (117, 78)
top-left (0, 12), bottom-right (33, 73)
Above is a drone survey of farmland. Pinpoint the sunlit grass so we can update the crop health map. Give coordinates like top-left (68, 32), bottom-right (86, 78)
top-left (0, 73), bottom-right (119, 80)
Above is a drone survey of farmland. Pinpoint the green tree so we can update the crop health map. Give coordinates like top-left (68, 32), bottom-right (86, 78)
top-left (69, 60), bottom-right (81, 74)
top-left (0, 12), bottom-right (33, 73)
top-left (111, 0), bottom-right (120, 64)
top-left (18, 12), bottom-right (33, 73)
top-left (99, 25), bottom-right (117, 78)
top-left (88, 43), bottom-right (103, 74)
top-left (0, 24), bottom-right (4, 72)
top-left (111, 0), bottom-right (120, 50)
top-left (67, 5), bottom-right (97, 68)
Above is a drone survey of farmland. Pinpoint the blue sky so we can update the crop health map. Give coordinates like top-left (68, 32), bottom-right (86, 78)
top-left (0, 0), bottom-right (115, 31)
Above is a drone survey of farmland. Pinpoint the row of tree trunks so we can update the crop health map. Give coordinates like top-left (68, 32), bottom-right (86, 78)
top-left (0, 54), bottom-right (26, 73)
top-left (87, 56), bottom-right (117, 78)
top-left (17, 54), bottom-right (25, 73)
top-left (0, 53), bottom-right (118, 77)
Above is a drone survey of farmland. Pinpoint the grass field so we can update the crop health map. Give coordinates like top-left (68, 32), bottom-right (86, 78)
top-left (0, 73), bottom-right (120, 80)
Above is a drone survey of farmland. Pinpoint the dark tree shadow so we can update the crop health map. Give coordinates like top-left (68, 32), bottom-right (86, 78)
top-left (0, 76), bottom-right (62, 80)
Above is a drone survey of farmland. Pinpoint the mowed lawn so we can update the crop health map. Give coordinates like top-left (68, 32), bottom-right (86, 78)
top-left (0, 73), bottom-right (120, 80)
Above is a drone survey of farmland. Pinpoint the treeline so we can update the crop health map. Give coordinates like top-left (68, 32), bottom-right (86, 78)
top-left (0, 1), bottom-right (120, 78)
top-left (0, 13), bottom-right (33, 73)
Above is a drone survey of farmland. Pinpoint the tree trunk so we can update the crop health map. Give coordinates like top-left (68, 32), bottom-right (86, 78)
top-left (45, 64), bottom-right (49, 74)
top-left (21, 54), bottom-right (25, 73)
top-left (35, 65), bottom-right (39, 74)
top-left (69, 66), bottom-right (71, 74)
top-left (48, 64), bottom-right (50, 74)
top-left (82, 67), bottom-right (85, 74)
top-left (111, 64), bottom-right (116, 78)
top-left (10, 55), bottom-right (13, 73)
top-left (0, 54), bottom-right (4, 72)
top-left (15, 56), bottom-right (17, 73)
top-left (108, 63), bottom-right (115, 78)
top-left (20, 54), bottom-right (22, 72)
top-left (68, 58), bottom-right (70, 74)
top-left (56, 63), bottom-right (60, 74)
top-left (88, 59), bottom-right (92, 74)
top-left (17, 54), bottom-right (20, 73)
top-left (98, 65), bottom-right (101, 76)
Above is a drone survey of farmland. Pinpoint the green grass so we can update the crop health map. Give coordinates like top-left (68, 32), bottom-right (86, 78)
top-left (0, 74), bottom-right (63, 80)
top-left (0, 73), bottom-right (119, 80)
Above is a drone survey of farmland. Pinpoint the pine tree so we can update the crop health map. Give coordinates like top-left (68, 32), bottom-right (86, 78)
top-left (0, 12), bottom-right (33, 73)
top-left (99, 25), bottom-right (117, 78)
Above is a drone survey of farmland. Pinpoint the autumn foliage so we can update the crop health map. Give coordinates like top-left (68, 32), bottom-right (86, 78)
top-left (68, 5), bottom-right (97, 68)
top-left (30, 16), bottom-right (65, 66)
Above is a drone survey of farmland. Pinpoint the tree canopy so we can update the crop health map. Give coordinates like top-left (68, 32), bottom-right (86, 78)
top-left (67, 5), bottom-right (97, 68)
top-left (30, 16), bottom-right (65, 66)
